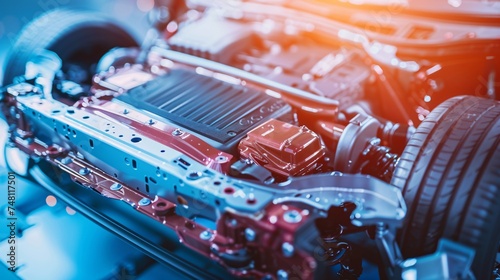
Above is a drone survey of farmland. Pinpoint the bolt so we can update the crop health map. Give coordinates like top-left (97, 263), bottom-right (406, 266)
top-left (61, 157), bottom-right (72, 165)
top-left (78, 168), bottom-right (90, 176)
top-left (110, 183), bottom-right (123, 191)
top-left (277, 269), bottom-right (288, 280)
top-left (227, 218), bottom-right (238, 227)
top-left (331, 171), bottom-right (343, 176)
top-left (247, 193), bottom-right (256, 204)
top-left (245, 228), bottom-right (256, 242)
top-left (9, 106), bottom-right (16, 117)
top-left (138, 197), bottom-right (151, 206)
top-left (148, 119), bottom-right (155, 125)
top-left (187, 171), bottom-right (202, 180)
top-left (123, 109), bottom-right (130, 114)
top-left (172, 129), bottom-right (183, 136)
top-left (376, 222), bottom-right (386, 236)
top-left (283, 210), bottom-right (302, 224)
top-left (282, 242), bottom-right (294, 257)
top-left (215, 156), bottom-right (229, 163)
top-left (200, 230), bottom-right (213, 240)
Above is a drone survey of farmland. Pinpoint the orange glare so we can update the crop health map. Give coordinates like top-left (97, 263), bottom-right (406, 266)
top-left (46, 195), bottom-right (57, 207)
top-left (137, 0), bottom-right (154, 13)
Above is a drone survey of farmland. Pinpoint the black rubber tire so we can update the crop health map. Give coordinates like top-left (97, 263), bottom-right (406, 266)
top-left (391, 96), bottom-right (500, 280)
top-left (2, 8), bottom-right (138, 84)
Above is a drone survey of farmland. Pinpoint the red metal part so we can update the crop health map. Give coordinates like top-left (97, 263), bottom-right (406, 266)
top-left (239, 119), bottom-right (325, 177)
top-left (214, 204), bottom-right (316, 279)
top-left (10, 135), bottom-right (315, 279)
top-left (74, 97), bottom-right (233, 174)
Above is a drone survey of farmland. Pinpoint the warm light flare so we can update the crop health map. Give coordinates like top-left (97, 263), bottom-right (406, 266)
top-left (137, 0), bottom-right (154, 13)
top-left (45, 195), bottom-right (57, 207)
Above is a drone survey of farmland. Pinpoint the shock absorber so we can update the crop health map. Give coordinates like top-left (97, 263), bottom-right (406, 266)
top-left (360, 138), bottom-right (399, 182)
top-left (332, 113), bottom-right (414, 181)
top-left (360, 121), bottom-right (414, 182)
top-left (378, 121), bottom-right (416, 155)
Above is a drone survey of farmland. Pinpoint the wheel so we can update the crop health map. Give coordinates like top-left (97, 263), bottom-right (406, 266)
top-left (2, 9), bottom-right (137, 177)
top-left (391, 95), bottom-right (500, 279)
top-left (2, 8), bottom-right (138, 84)
top-left (3, 143), bottom-right (33, 177)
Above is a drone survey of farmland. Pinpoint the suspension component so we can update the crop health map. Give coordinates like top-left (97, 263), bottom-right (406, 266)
top-left (378, 121), bottom-right (415, 155)
top-left (360, 138), bottom-right (399, 182)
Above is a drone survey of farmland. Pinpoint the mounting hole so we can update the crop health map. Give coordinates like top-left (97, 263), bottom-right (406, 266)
top-left (185, 220), bottom-right (195, 229)
top-left (131, 137), bottom-right (142, 143)
top-left (47, 146), bottom-right (59, 154)
top-left (157, 202), bottom-right (166, 208)
top-left (149, 177), bottom-right (157, 184)
top-left (247, 198), bottom-right (256, 205)
top-left (214, 181), bottom-right (221, 186)
top-left (82, 116), bottom-right (89, 119)
top-left (215, 156), bottom-right (229, 163)
top-left (224, 187), bottom-right (235, 194)
top-left (187, 171), bottom-right (202, 180)
top-left (153, 201), bottom-right (169, 216)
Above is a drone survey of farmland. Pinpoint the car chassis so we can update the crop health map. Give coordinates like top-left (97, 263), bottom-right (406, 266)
top-left (2, 1), bottom-right (498, 279)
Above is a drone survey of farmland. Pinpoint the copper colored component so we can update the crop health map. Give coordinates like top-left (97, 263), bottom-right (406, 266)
top-left (239, 119), bottom-right (325, 177)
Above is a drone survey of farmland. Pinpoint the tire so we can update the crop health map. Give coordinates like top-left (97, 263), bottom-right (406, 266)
top-left (3, 143), bottom-right (33, 178)
top-left (391, 96), bottom-right (500, 279)
top-left (2, 8), bottom-right (138, 84)
top-left (2, 9), bottom-right (137, 177)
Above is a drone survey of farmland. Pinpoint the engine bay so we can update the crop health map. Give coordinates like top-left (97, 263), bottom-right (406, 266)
top-left (2, 1), bottom-right (500, 279)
